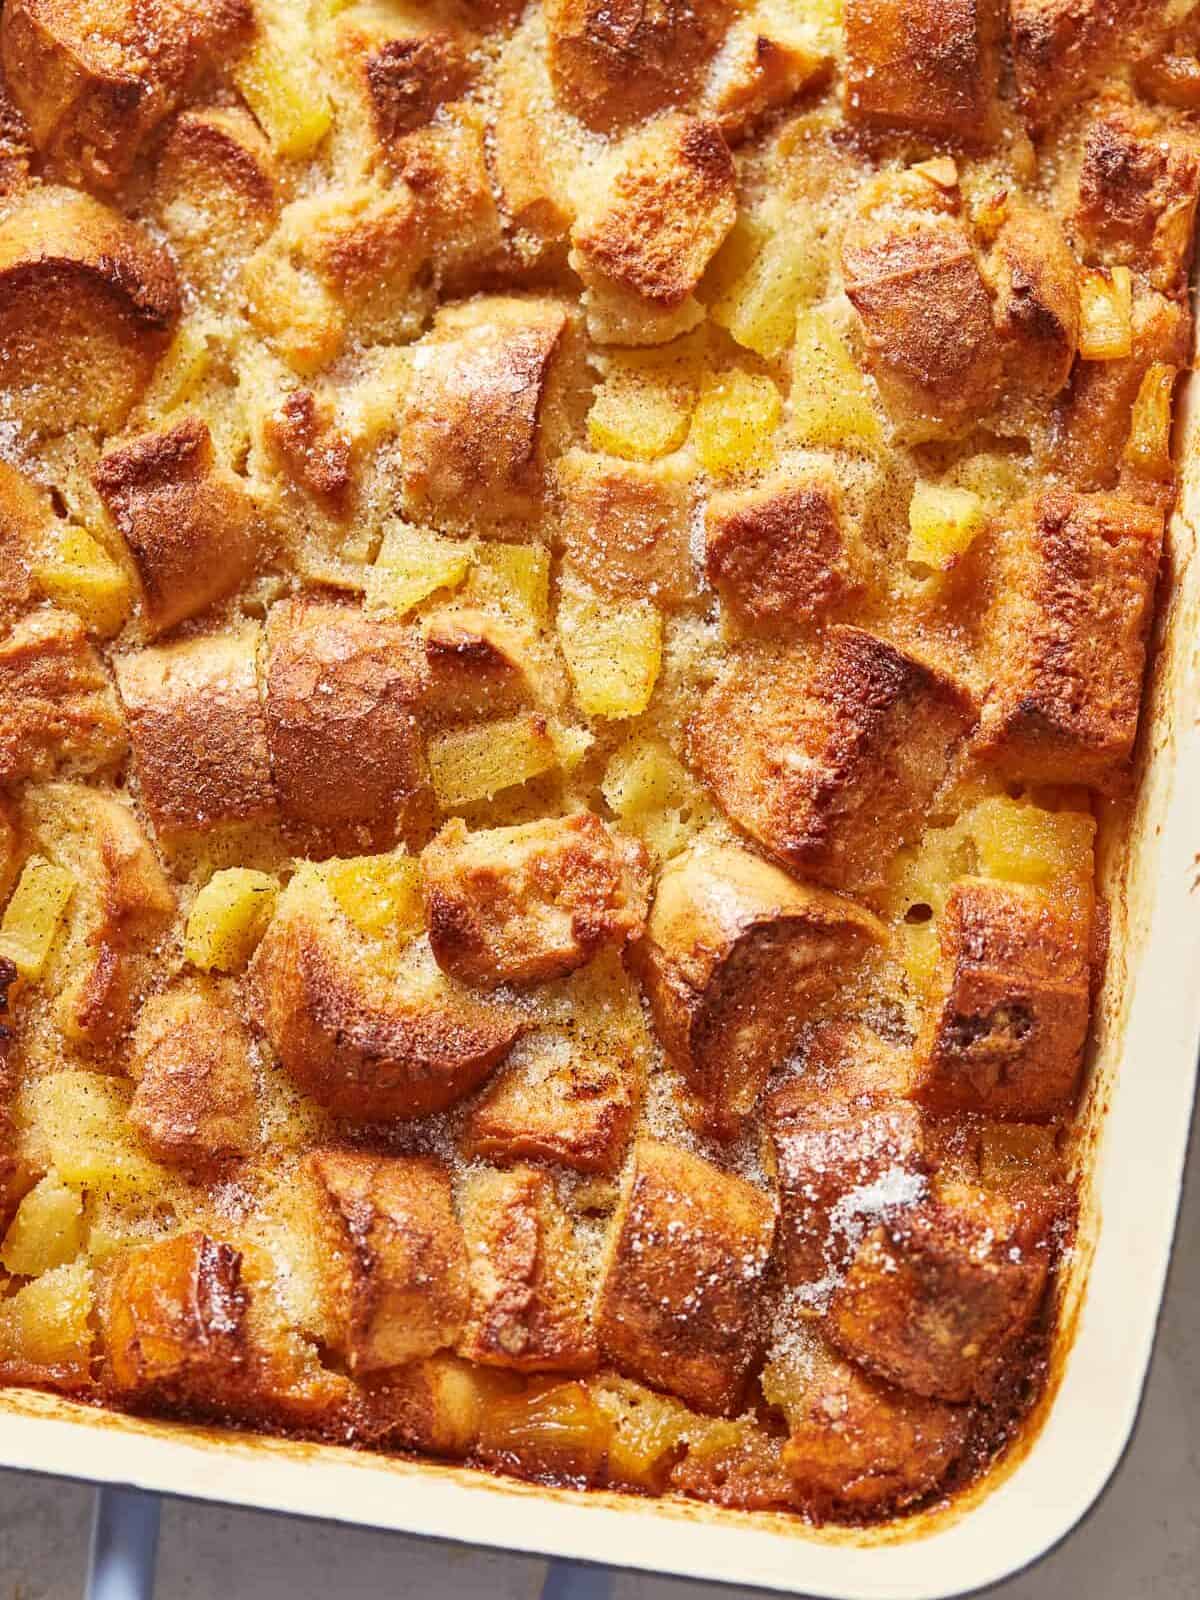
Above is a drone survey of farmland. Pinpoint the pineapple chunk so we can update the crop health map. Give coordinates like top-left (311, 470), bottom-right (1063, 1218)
top-left (1, 1171), bottom-right (84, 1276)
top-left (907, 483), bottom-right (986, 571)
top-left (790, 308), bottom-right (883, 448)
top-left (588, 372), bottom-right (694, 461)
top-left (967, 797), bottom-right (1095, 889)
top-left (428, 715), bottom-right (560, 808)
top-left (477, 1380), bottom-right (611, 1483)
top-left (0, 856), bottom-right (75, 982)
top-left (592, 1377), bottom-right (694, 1490)
top-left (979, 1123), bottom-right (1058, 1189)
top-left (235, 2), bottom-right (332, 158)
top-left (711, 227), bottom-right (827, 360)
top-left (1079, 267), bottom-right (1133, 361)
top-left (0, 1260), bottom-right (93, 1375)
top-left (558, 583), bottom-right (662, 719)
top-left (33, 526), bottom-right (133, 638)
top-left (466, 542), bottom-right (551, 623)
top-left (1124, 362), bottom-right (1177, 481)
top-left (15, 1073), bottom-right (168, 1201)
top-left (185, 869), bottom-right (280, 973)
top-left (366, 522), bottom-right (474, 618)
top-left (138, 321), bottom-right (215, 424)
top-left (318, 852), bottom-right (424, 939)
top-left (601, 734), bottom-right (713, 859)
top-left (550, 723), bottom-right (594, 771)
top-left (689, 370), bottom-right (781, 478)
top-left (947, 451), bottom-right (1030, 513)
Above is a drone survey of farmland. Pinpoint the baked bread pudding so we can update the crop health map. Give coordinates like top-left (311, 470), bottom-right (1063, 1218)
top-left (0, 0), bottom-right (1192, 1526)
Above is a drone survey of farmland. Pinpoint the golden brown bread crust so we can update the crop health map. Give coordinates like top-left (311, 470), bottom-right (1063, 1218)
top-left (363, 32), bottom-right (474, 145)
top-left (704, 17), bottom-right (828, 144)
top-left (0, 608), bottom-right (126, 781)
top-left (420, 608), bottom-right (544, 725)
top-left (974, 491), bottom-right (1162, 791)
top-left (115, 627), bottom-right (277, 833)
top-left (264, 598), bottom-right (431, 852)
top-left (261, 390), bottom-right (352, 512)
top-left (913, 880), bottom-right (1091, 1121)
top-left (128, 979), bottom-right (258, 1171)
top-left (0, 459), bottom-right (47, 624)
top-left (770, 1023), bottom-right (919, 1114)
top-left (828, 1184), bottom-right (1054, 1403)
top-left (305, 1150), bottom-right (469, 1374)
top-left (844, 0), bottom-right (1000, 141)
top-left (94, 418), bottom-right (260, 636)
top-left (423, 814), bottom-right (650, 989)
top-left (250, 874), bottom-right (524, 1121)
top-left (705, 475), bottom-right (860, 634)
top-left (458, 1164), bottom-right (597, 1373)
top-left (596, 1139), bottom-right (777, 1414)
top-left (1009, 0), bottom-right (1162, 132)
top-left (692, 629), bottom-right (976, 892)
top-left (0, 185), bottom-right (179, 432)
top-left (637, 843), bottom-right (884, 1138)
top-left (987, 199), bottom-right (1081, 406)
top-left (555, 449), bottom-right (699, 605)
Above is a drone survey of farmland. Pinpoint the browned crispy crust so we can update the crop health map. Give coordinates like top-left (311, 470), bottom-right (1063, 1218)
top-left (691, 628), bottom-right (976, 892)
top-left (844, 0), bottom-right (1000, 142)
top-left (913, 879), bottom-right (1091, 1121)
top-left (555, 449), bottom-right (699, 605)
top-left (421, 608), bottom-right (543, 724)
top-left (115, 627), bottom-right (277, 833)
top-left (423, 814), bottom-right (650, 989)
top-left (0, 609), bottom-right (126, 782)
top-left (261, 390), bottom-right (352, 511)
top-left (974, 491), bottom-right (1162, 791)
top-left (1009, 0), bottom-right (1162, 132)
top-left (637, 843), bottom-right (884, 1139)
top-left (987, 199), bottom-right (1081, 405)
top-left (366, 33), bottom-right (474, 142)
top-left (596, 1139), bottom-right (777, 1415)
top-left (0, 459), bottom-right (48, 624)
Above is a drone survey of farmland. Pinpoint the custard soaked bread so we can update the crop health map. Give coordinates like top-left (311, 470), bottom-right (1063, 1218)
top-left (0, 0), bottom-right (1188, 1528)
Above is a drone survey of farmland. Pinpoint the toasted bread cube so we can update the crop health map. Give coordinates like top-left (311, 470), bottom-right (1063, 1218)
top-left (152, 106), bottom-right (279, 300)
top-left (0, 609), bottom-right (126, 783)
top-left (692, 628), bottom-right (976, 891)
top-left (0, 1259), bottom-right (93, 1383)
top-left (305, 1150), bottom-right (468, 1373)
top-left (492, 17), bottom-right (579, 254)
top-left (706, 473), bottom-right (860, 632)
top-left (769, 1100), bottom-right (928, 1288)
top-left (845, 0), bottom-right (999, 140)
top-left (128, 981), bottom-right (258, 1173)
top-left (1075, 99), bottom-right (1200, 294)
top-left (571, 116), bottom-right (736, 334)
top-left (423, 814), bottom-right (650, 989)
top-left (421, 607), bottom-right (544, 724)
top-left (115, 627), bottom-right (277, 834)
top-left (261, 387), bottom-right (352, 512)
top-left (1, 0), bottom-right (252, 188)
top-left (361, 1354), bottom-right (506, 1457)
top-left (596, 1139), bottom-right (776, 1414)
top-left (33, 524), bottom-right (134, 638)
top-left (555, 449), bottom-right (699, 606)
top-left (1, 1169), bottom-right (83, 1276)
top-left (184, 869), bottom-right (279, 973)
top-left (330, 4), bottom-right (474, 153)
top-left (829, 1183), bottom-right (1053, 1402)
top-left (976, 492), bottom-right (1161, 790)
top-left (637, 843), bottom-right (884, 1138)
top-left (0, 855), bottom-right (74, 981)
top-left (0, 186), bottom-right (178, 433)
top-left (1009, 0), bottom-right (1164, 132)
top-left (557, 581), bottom-right (663, 721)
top-left (770, 1330), bottom-right (969, 1514)
top-left (265, 598), bottom-right (430, 851)
top-left (771, 1022), bottom-right (921, 1115)
top-left (704, 12), bottom-right (828, 144)
top-left (458, 1164), bottom-right (597, 1373)
top-left (986, 199), bottom-right (1081, 405)
top-left (399, 297), bottom-right (573, 531)
top-left (104, 1231), bottom-right (248, 1402)
top-left (913, 879), bottom-right (1090, 1121)
top-left (250, 866), bottom-right (523, 1119)
top-left (842, 192), bottom-right (1002, 436)
top-left (235, 0), bottom-right (330, 158)
top-left (389, 106), bottom-right (504, 280)
top-left (94, 418), bottom-right (261, 635)
top-left (427, 714), bottom-right (561, 808)
top-left (545, 0), bottom-right (734, 131)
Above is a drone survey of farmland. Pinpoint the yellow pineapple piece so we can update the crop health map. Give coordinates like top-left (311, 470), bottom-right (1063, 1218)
top-left (0, 856), bottom-right (75, 982)
top-left (138, 320), bottom-right (215, 423)
top-left (477, 1380), bottom-right (611, 1483)
top-left (185, 868), bottom-right (280, 973)
top-left (790, 308), bottom-right (883, 448)
top-left (601, 734), bottom-right (713, 859)
top-left (947, 450), bottom-right (1030, 512)
top-left (588, 370), bottom-right (695, 461)
top-left (1, 1171), bottom-right (84, 1276)
top-left (428, 714), bottom-right (560, 808)
top-left (558, 582), bottom-right (663, 719)
top-left (318, 852), bottom-right (424, 939)
top-left (1124, 362), bottom-right (1177, 481)
top-left (0, 1260), bottom-right (93, 1375)
top-left (366, 522), bottom-right (474, 618)
top-left (689, 370), bottom-right (781, 478)
top-left (592, 1377), bottom-right (695, 1490)
top-left (550, 723), bottom-right (595, 772)
top-left (967, 797), bottom-right (1095, 889)
top-left (1079, 267), bottom-right (1133, 360)
top-left (235, 2), bottom-right (332, 158)
top-left (33, 526), bottom-right (133, 638)
top-left (883, 819), bottom-right (974, 991)
top-left (978, 1123), bottom-right (1059, 1190)
top-left (711, 225), bottom-right (827, 360)
top-left (466, 542), bottom-right (551, 622)
top-left (15, 1073), bottom-right (169, 1201)
top-left (907, 483), bottom-right (986, 571)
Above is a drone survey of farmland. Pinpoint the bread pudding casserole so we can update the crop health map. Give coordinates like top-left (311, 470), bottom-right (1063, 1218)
top-left (0, 0), bottom-right (1193, 1528)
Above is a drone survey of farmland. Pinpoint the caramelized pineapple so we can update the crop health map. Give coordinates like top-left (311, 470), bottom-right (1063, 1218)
top-left (587, 359), bottom-right (697, 461)
top-left (0, 856), bottom-right (74, 981)
top-left (689, 370), bottom-right (782, 478)
top-left (235, 1), bottom-right (333, 158)
top-left (1, 1170), bottom-right (83, 1276)
top-left (366, 522), bottom-right (474, 618)
top-left (907, 483), bottom-right (986, 571)
top-left (601, 734), bottom-right (715, 860)
top-left (0, 1260), bottom-right (93, 1380)
top-left (465, 543), bottom-right (551, 623)
top-left (427, 715), bottom-right (561, 808)
top-left (710, 219), bottom-right (827, 360)
top-left (33, 526), bottom-right (133, 638)
top-left (317, 852), bottom-right (424, 939)
top-left (967, 797), bottom-right (1095, 893)
top-left (15, 1073), bottom-right (169, 1201)
top-left (592, 1376), bottom-right (694, 1490)
top-left (790, 308), bottom-right (883, 448)
top-left (476, 1379), bottom-right (612, 1484)
top-left (558, 582), bottom-right (663, 719)
top-left (1124, 362), bottom-right (1178, 480)
top-left (1079, 268), bottom-right (1134, 361)
top-left (185, 869), bottom-right (281, 973)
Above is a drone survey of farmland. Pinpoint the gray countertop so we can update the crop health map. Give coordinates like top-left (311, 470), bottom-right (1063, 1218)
top-left (2, 1112), bottom-right (1197, 1600)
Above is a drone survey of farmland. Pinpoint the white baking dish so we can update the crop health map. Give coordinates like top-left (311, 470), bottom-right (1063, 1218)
top-left (2, 410), bottom-right (1198, 1600)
